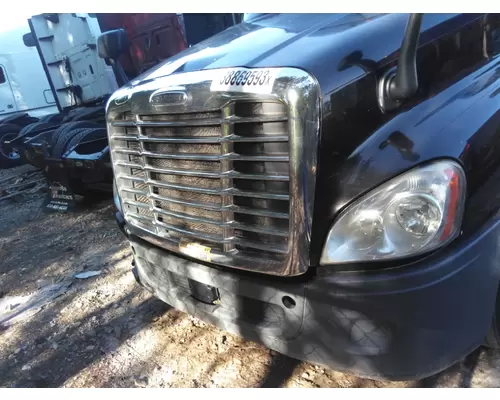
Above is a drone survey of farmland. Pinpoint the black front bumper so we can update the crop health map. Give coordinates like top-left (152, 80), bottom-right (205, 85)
top-left (117, 211), bottom-right (500, 380)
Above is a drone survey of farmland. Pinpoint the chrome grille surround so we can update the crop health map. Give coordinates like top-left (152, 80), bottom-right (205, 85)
top-left (106, 67), bottom-right (320, 276)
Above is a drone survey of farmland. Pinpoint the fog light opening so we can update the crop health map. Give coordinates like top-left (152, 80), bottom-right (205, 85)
top-left (282, 296), bottom-right (296, 309)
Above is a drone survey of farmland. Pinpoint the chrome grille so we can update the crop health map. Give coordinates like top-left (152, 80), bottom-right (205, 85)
top-left (111, 102), bottom-right (291, 262)
top-left (107, 67), bottom-right (320, 276)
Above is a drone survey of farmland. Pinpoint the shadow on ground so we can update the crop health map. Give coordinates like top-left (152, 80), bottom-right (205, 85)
top-left (1, 194), bottom-right (500, 388)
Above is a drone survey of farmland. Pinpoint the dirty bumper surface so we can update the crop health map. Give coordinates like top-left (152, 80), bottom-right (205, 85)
top-left (130, 217), bottom-right (500, 381)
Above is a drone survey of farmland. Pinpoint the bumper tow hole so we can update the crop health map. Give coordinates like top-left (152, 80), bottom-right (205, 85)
top-left (282, 296), bottom-right (296, 309)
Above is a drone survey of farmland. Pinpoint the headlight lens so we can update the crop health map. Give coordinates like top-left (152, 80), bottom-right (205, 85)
top-left (320, 160), bottom-right (466, 264)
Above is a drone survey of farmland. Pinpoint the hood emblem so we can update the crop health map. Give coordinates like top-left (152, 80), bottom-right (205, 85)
top-left (150, 88), bottom-right (188, 107)
top-left (114, 94), bottom-right (130, 105)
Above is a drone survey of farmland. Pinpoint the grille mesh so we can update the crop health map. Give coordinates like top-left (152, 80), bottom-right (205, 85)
top-left (111, 101), bottom-right (291, 261)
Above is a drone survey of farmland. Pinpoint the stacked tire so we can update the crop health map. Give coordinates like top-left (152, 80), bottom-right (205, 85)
top-left (0, 112), bottom-right (38, 127)
top-left (47, 122), bottom-right (108, 196)
top-left (0, 123), bottom-right (23, 169)
top-left (0, 107), bottom-right (106, 170)
top-left (49, 121), bottom-right (105, 158)
top-left (0, 112), bottom-right (60, 169)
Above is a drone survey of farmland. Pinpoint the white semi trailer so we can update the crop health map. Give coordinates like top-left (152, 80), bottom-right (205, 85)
top-left (0, 23), bottom-right (61, 167)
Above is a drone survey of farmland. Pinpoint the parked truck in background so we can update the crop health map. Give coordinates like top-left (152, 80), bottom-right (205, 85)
top-left (0, 13), bottom-right (238, 211)
top-left (0, 24), bottom-right (59, 168)
top-left (107, 13), bottom-right (500, 380)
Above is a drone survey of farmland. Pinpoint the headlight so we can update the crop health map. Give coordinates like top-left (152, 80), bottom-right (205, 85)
top-left (320, 159), bottom-right (466, 264)
top-left (113, 179), bottom-right (123, 213)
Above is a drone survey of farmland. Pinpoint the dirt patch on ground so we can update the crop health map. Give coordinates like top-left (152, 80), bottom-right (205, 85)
top-left (1, 166), bottom-right (500, 388)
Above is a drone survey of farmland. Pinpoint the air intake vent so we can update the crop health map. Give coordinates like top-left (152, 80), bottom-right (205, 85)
top-left (110, 101), bottom-right (291, 263)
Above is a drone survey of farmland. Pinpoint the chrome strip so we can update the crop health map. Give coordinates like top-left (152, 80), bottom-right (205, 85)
top-left (116, 175), bottom-right (290, 200)
top-left (121, 200), bottom-right (289, 237)
top-left (115, 162), bottom-right (290, 181)
top-left (122, 191), bottom-right (289, 219)
top-left (111, 114), bottom-right (288, 127)
top-left (112, 148), bottom-right (289, 162)
top-left (111, 134), bottom-right (289, 144)
top-left (127, 223), bottom-right (289, 256)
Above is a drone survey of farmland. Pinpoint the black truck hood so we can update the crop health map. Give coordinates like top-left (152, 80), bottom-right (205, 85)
top-left (126, 13), bottom-right (474, 96)
top-left (127, 13), bottom-right (410, 96)
top-left (128, 13), bottom-right (470, 96)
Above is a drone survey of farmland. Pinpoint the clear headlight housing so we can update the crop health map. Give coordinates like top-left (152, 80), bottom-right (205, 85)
top-left (320, 160), bottom-right (466, 264)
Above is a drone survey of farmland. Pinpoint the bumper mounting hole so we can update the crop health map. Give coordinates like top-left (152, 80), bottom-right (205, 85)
top-left (282, 296), bottom-right (296, 309)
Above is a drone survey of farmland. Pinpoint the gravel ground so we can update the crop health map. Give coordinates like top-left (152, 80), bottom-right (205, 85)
top-left (1, 166), bottom-right (500, 388)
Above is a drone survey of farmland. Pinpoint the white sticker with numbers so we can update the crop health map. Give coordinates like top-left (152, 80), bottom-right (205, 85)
top-left (210, 68), bottom-right (279, 94)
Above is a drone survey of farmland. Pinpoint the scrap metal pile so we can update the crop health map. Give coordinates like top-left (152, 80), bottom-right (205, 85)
top-left (0, 166), bottom-right (47, 203)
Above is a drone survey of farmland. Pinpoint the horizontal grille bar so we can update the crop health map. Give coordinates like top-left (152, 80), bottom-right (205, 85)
top-left (111, 115), bottom-right (288, 128)
top-left (111, 134), bottom-right (289, 144)
top-left (117, 174), bottom-right (289, 200)
top-left (123, 199), bottom-right (288, 237)
top-left (121, 187), bottom-right (148, 196)
top-left (116, 162), bottom-right (289, 181)
top-left (125, 212), bottom-right (288, 255)
top-left (228, 205), bottom-right (288, 219)
top-left (123, 192), bottom-right (288, 219)
top-left (151, 192), bottom-right (221, 210)
top-left (113, 148), bottom-right (289, 162)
